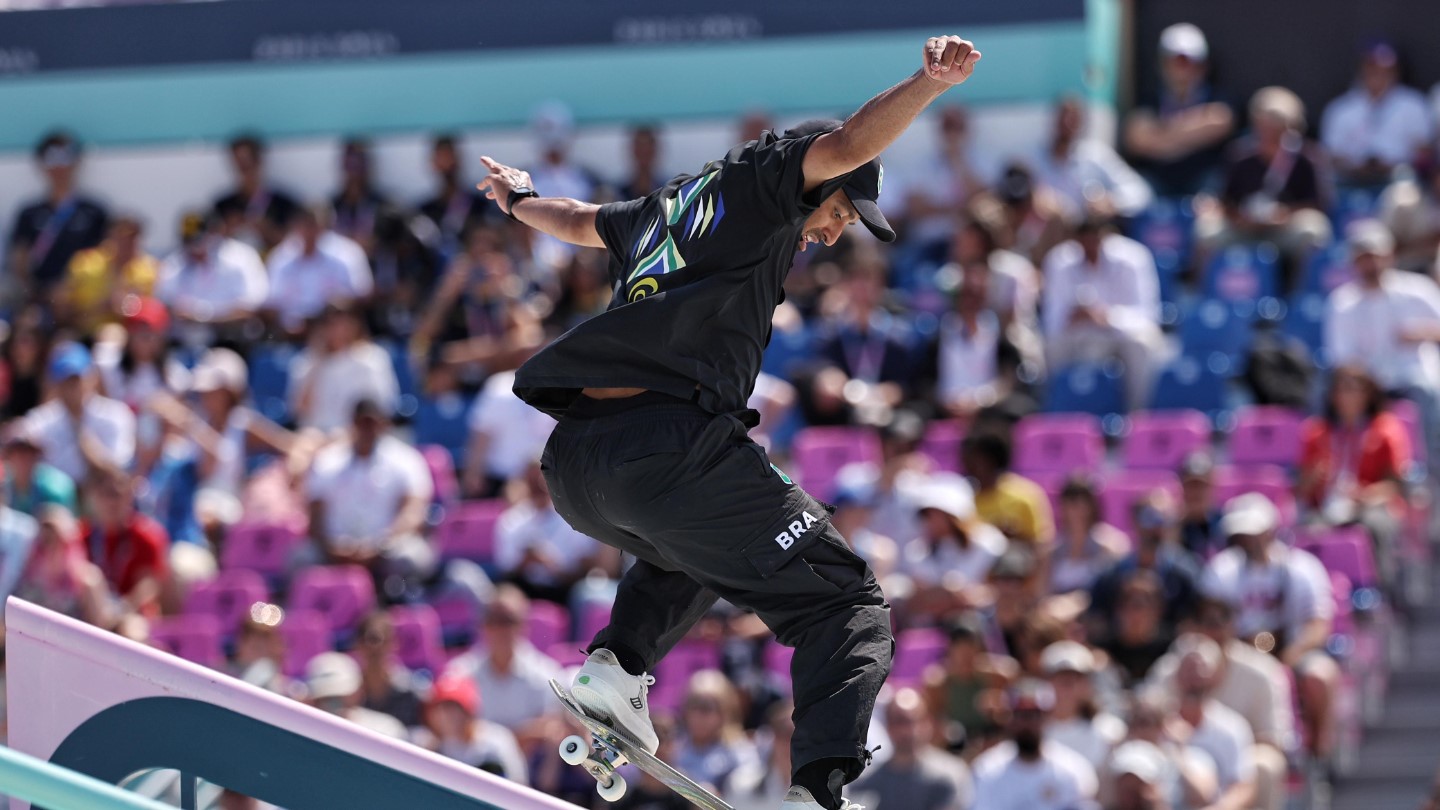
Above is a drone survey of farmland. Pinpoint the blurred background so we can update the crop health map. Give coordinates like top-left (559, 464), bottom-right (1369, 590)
top-left (2, 0), bottom-right (1440, 809)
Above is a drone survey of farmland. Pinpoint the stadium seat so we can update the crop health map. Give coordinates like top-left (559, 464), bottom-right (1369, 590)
top-left (429, 594), bottom-right (479, 648)
top-left (1043, 362), bottom-right (1126, 422)
top-left (764, 639), bottom-right (795, 681)
top-left (1149, 355), bottom-right (1229, 417)
top-left (889, 628), bottom-right (947, 687)
top-left (1013, 413), bottom-right (1104, 475)
top-left (760, 322), bottom-right (814, 380)
top-left (414, 394), bottom-right (472, 470)
top-left (546, 643), bottom-right (588, 669)
top-left (792, 426), bottom-right (882, 501)
top-left (649, 640), bottom-right (722, 712)
top-left (279, 609), bottom-right (332, 678)
top-left (287, 565), bottom-right (377, 641)
top-left (1100, 469), bottom-right (1182, 540)
top-left (435, 499), bottom-right (507, 566)
top-left (388, 604), bottom-right (445, 676)
top-left (577, 601), bottom-right (613, 645)
top-left (419, 444), bottom-right (461, 507)
top-left (1300, 244), bottom-right (1354, 296)
top-left (247, 343), bottom-right (296, 425)
top-left (1130, 196), bottom-right (1195, 266)
top-left (527, 600), bottom-right (570, 649)
top-left (1202, 243), bottom-right (1281, 305)
top-left (1211, 464), bottom-right (1297, 527)
top-left (1228, 406), bottom-right (1304, 468)
top-left (148, 614), bottom-right (224, 668)
top-left (1279, 293), bottom-right (1327, 365)
top-left (1389, 398), bottom-right (1427, 471)
top-left (1122, 410), bottom-right (1211, 470)
top-left (382, 339), bottom-right (420, 420)
top-left (1179, 298), bottom-right (1256, 377)
top-left (185, 568), bottom-right (269, 638)
top-left (221, 522), bottom-right (304, 582)
top-left (1296, 525), bottom-right (1379, 589)
top-left (920, 418), bottom-right (967, 475)
top-left (1330, 187), bottom-right (1382, 232)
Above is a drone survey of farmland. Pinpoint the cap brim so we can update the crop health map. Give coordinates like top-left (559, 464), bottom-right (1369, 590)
top-left (846, 193), bottom-right (896, 243)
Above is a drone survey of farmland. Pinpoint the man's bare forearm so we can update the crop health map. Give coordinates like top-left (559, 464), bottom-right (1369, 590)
top-left (838, 71), bottom-right (949, 163)
top-left (511, 197), bottom-right (604, 248)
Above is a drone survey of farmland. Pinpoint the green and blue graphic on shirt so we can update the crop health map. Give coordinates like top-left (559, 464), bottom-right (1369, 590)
top-left (626, 170), bottom-right (726, 301)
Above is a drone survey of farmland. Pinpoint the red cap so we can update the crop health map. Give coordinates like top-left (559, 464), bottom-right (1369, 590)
top-left (123, 296), bottom-right (169, 333)
top-left (429, 674), bottom-right (479, 716)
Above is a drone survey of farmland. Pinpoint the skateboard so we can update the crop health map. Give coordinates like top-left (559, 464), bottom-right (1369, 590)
top-left (549, 679), bottom-right (735, 809)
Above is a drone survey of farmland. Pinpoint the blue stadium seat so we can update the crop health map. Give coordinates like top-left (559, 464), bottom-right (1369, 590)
top-left (414, 393), bottom-right (473, 469)
top-left (1044, 362), bottom-right (1126, 422)
top-left (1330, 186), bottom-right (1382, 233)
top-left (1178, 297), bottom-right (1256, 377)
top-left (382, 339), bottom-right (420, 420)
top-left (1300, 244), bottom-right (1353, 296)
top-left (247, 343), bottom-right (296, 425)
top-left (761, 322), bottom-right (815, 380)
top-left (1201, 243), bottom-right (1281, 306)
top-left (1150, 355), bottom-right (1228, 418)
top-left (1281, 292), bottom-right (1328, 367)
top-left (1129, 196), bottom-right (1195, 268)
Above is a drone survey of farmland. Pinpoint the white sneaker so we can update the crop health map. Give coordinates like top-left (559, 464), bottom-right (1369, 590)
top-left (571, 649), bottom-right (659, 754)
top-left (780, 786), bottom-right (864, 809)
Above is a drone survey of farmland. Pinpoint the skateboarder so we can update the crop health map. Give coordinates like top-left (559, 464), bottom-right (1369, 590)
top-left (480, 35), bottom-right (982, 810)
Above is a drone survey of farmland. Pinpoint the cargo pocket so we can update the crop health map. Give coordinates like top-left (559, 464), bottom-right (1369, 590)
top-left (736, 490), bottom-right (831, 579)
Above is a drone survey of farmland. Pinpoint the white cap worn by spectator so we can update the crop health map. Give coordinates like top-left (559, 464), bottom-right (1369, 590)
top-left (1346, 218), bottom-right (1396, 258)
top-left (1218, 492), bottom-right (1279, 538)
top-left (912, 473), bottom-right (976, 520)
top-left (1159, 22), bottom-right (1208, 61)
top-left (1041, 640), bottom-right (1096, 675)
top-left (306, 652), bottom-right (361, 700)
top-left (1111, 739), bottom-right (1169, 785)
top-left (191, 347), bottom-right (248, 395)
top-left (1250, 86), bottom-right (1306, 132)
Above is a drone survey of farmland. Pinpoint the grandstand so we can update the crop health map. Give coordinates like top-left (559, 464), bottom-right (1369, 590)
top-left (2, 1), bottom-right (1440, 809)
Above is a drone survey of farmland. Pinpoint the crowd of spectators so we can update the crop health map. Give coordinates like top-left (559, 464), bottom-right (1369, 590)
top-left (2, 20), bottom-right (1440, 810)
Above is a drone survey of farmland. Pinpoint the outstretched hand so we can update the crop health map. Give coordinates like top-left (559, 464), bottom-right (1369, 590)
top-left (923, 35), bottom-right (981, 85)
top-left (476, 155), bottom-right (534, 217)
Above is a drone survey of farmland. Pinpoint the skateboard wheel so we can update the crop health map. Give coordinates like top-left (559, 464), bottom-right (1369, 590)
top-left (559, 735), bottom-right (589, 766)
top-left (597, 774), bottom-right (627, 802)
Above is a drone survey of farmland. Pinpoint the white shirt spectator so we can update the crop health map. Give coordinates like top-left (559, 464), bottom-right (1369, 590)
top-left (971, 740), bottom-right (1098, 810)
top-left (1148, 638), bottom-right (1297, 752)
top-left (1326, 269), bottom-right (1440, 390)
top-left (467, 371), bottom-right (555, 481)
top-left (1186, 700), bottom-right (1256, 790)
top-left (156, 238), bottom-right (269, 324)
top-left (1041, 234), bottom-right (1161, 342)
top-left (289, 341), bottom-right (400, 433)
top-left (1047, 712), bottom-right (1127, 771)
top-left (444, 641), bottom-right (563, 732)
top-left (1031, 139), bottom-right (1154, 220)
top-left (494, 499), bottom-right (601, 587)
top-left (885, 149), bottom-right (999, 245)
top-left (0, 507), bottom-right (39, 603)
top-left (424, 721), bottom-right (530, 784)
top-left (1321, 85), bottom-right (1434, 170)
top-left (266, 232), bottom-right (373, 330)
top-left (24, 396), bottom-right (136, 482)
top-left (1201, 541), bottom-right (1334, 643)
top-left (936, 311), bottom-right (1002, 405)
top-left (898, 522), bottom-right (1006, 588)
top-left (305, 435), bottom-right (433, 553)
top-left (93, 345), bottom-right (190, 413)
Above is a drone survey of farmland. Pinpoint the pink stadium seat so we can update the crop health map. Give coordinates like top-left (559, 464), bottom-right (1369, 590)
top-left (1212, 464), bottom-right (1297, 527)
top-left (527, 600), bottom-right (571, 648)
top-left (546, 642), bottom-right (588, 669)
top-left (920, 419), bottom-right (968, 475)
top-left (889, 628), bottom-right (947, 686)
top-left (792, 426), bottom-right (882, 500)
top-left (429, 594), bottom-right (479, 645)
top-left (148, 614), bottom-right (224, 668)
top-left (1100, 470), bottom-right (1182, 539)
top-left (1296, 525), bottom-right (1379, 589)
top-left (764, 640), bottom-right (795, 680)
top-left (1013, 414), bottom-right (1104, 475)
top-left (1389, 398), bottom-right (1427, 468)
top-left (1228, 406), bottom-right (1304, 468)
top-left (287, 565), bottom-right (376, 638)
top-left (576, 601), bottom-right (613, 645)
top-left (435, 499), bottom-right (507, 564)
top-left (1122, 410), bottom-right (1210, 470)
top-left (185, 569), bottom-right (269, 637)
top-left (420, 444), bottom-right (460, 506)
top-left (1026, 470), bottom-right (1072, 525)
top-left (1328, 570), bottom-right (1355, 637)
top-left (221, 522), bottom-right (303, 579)
top-left (279, 609), bottom-right (332, 678)
top-left (649, 640), bottom-right (722, 712)
top-left (388, 604), bottom-right (445, 675)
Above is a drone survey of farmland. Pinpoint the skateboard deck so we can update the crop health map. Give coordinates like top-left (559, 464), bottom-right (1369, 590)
top-left (549, 679), bottom-right (735, 810)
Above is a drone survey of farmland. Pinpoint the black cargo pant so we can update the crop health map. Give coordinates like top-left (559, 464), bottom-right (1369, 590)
top-left (541, 392), bottom-right (893, 779)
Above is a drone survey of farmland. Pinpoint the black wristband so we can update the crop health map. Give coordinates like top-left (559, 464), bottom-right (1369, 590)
top-left (506, 187), bottom-right (540, 222)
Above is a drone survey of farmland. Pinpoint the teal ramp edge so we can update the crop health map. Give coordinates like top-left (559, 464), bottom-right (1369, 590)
top-left (0, 745), bottom-right (173, 810)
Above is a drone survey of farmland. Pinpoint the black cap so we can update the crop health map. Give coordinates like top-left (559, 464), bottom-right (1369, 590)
top-left (781, 119), bottom-right (895, 243)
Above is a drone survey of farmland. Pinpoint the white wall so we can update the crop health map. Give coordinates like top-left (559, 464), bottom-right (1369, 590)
top-left (0, 102), bottom-right (1113, 255)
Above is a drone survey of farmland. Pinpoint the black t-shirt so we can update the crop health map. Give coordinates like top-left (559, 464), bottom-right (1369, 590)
top-left (1220, 138), bottom-right (1329, 211)
top-left (514, 130), bottom-right (849, 418)
top-left (212, 187), bottom-right (299, 230)
top-left (8, 197), bottom-right (109, 286)
top-left (1128, 84), bottom-right (1233, 197)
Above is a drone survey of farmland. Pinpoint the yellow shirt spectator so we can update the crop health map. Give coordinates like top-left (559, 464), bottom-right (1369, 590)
top-left (62, 216), bottom-right (157, 334)
top-left (973, 471), bottom-right (1055, 547)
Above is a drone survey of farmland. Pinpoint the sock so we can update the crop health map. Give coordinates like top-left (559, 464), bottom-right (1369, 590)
top-left (793, 758), bottom-right (850, 810)
top-left (601, 642), bottom-right (648, 677)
